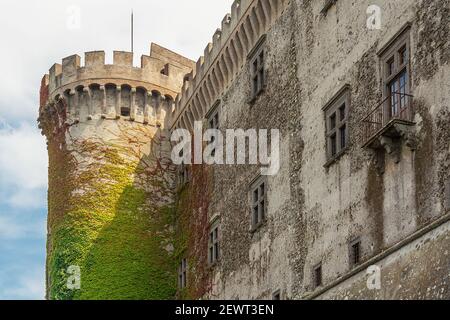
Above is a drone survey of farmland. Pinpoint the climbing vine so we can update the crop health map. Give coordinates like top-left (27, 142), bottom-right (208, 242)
top-left (172, 145), bottom-right (214, 299)
top-left (39, 99), bottom-right (178, 300)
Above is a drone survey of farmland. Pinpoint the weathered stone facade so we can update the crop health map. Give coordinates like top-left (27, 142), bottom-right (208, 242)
top-left (173, 0), bottom-right (449, 300)
top-left (39, 0), bottom-right (449, 300)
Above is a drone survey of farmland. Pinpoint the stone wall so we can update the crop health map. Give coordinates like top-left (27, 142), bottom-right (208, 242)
top-left (177, 0), bottom-right (450, 300)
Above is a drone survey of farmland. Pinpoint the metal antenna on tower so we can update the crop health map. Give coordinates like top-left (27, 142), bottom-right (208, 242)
top-left (131, 10), bottom-right (134, 54)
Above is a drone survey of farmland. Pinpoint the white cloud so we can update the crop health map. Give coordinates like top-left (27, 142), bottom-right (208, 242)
top-left (0, 216), bottom-right (46, 240)
top-left (0, 0), bottom-right (232, 124)
top-left (0, 121), bottom-right (48, 189)
top-left (0, 216), bottom-right (25, 239)
top-left (0, 267), bottom-right (46, 300)
top-left (0, 0), bottom-right (232, 300)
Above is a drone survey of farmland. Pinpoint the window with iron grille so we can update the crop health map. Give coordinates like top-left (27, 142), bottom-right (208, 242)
top-left (349, 239), bottom-right (361, 268)
top-left (250, 177), bottom-right (267, 231)
top-left (313, 263), bottom-right (323, 289)
top-left (324, 87), bottom-right (350, 163)
top-left (208, 224), bottom-right (220, 266)
top-left (178, 258), bottom-right (187, 289)
top-left (249, 36), bottom-right (266, 100)
top-left (380, 28), bottom-right (411, 120)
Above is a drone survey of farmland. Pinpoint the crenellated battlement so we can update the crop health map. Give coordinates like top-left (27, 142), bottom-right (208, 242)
top-left (170, 0), bottom-right (289, 131)
top-left (40, 43), bottom-right (194, 128)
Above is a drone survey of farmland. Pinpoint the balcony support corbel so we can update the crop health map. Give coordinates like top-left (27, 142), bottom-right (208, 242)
top-left (379, 136), bottom-right (401, 163)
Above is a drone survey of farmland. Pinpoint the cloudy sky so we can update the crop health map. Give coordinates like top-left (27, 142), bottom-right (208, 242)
top-left (0, 0), bottom-right (231, 300)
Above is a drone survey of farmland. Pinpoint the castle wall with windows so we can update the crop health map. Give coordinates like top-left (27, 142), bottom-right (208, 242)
top-left (174, 0), bottom-right (449, 300)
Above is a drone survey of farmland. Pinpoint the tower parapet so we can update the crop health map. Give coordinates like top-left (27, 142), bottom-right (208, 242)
top-left (38, 44), bottom-right (193, 300)
top-left (40, 43), bottom-right (194, 128)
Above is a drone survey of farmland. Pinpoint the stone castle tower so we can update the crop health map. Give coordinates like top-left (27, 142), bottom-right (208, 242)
top-left (38, 44), bottom-right (194, 299)
top-left (39, 0), bottom-right (448, 301)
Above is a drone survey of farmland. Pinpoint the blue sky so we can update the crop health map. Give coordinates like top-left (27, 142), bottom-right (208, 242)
top-left (0, 0), bottom-right (230, 300)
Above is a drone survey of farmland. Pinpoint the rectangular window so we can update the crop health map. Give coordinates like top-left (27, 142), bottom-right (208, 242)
top-left (350, 239), bottom-right (361, 267)
top-left (178, 258), bottom-right (187, 289)
top-left (380, 27), bottom-right (411, 121)
top-left (208, 224), bottom-right (220, 266)
top-left (323, 87), bottom-right (350, 163)
top-left (313, 263), bottom-right (323, 289)
top-left (250, 177), bottom-right (267, 231)
top-left (208, 107), bottom-right (220, 157)
top-left (249, 36), bottom-right (266, 100)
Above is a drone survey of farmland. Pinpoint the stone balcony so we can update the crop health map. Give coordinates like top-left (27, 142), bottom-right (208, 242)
top-left (361, 92), bottom-right (416, 162)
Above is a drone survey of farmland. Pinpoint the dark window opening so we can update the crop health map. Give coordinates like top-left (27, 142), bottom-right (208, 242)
top-left (314, 264), bottom-right (323, 289)
top-left (121, 107), bottom-right (130, 117)
top-left (350, 240), bottom-right (361, 267)
top-left (178, 258), bottom-right (187, 289)
top-left (207, 107), bottom-right (220, 157)
top-left (208, 225), bottom-right (220, 265)
top-left (251, 179), bottom-right (266, 230)
top-left (160, 64), bottom-right (169, 76)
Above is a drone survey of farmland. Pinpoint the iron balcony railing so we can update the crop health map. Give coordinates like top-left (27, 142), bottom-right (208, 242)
top-left (361, 92), bottom-right (414, 146)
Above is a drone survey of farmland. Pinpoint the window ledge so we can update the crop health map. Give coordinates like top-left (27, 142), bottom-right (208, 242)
top-left (324, 147), bottom-right (349, 168)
